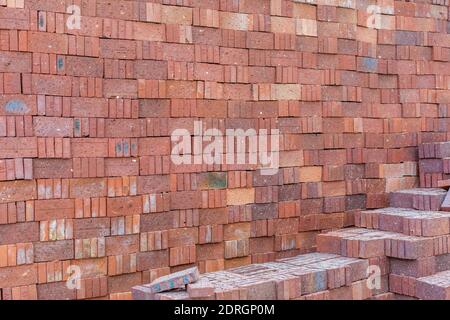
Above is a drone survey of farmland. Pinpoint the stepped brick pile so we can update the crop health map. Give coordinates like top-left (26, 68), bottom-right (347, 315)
top-left (133, 140), bottom-right (450, 300)
top-left (389, 188), bottom-right (447, 211)
top-left (1, 0), bottom-right (450, 300)
top-left (419, 142), bottom-right (450, 188)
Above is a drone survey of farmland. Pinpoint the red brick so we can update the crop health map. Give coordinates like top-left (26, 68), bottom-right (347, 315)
top-left (247, 32), bottom-right (274, 50)
top-left (107, 196), bottom-right (142, 217)
top-left (0, 265), bottom-right (37, 289)
top-left (134, 21), bottom-right (166, 42)
top-left (69, 178), bottom-right (107, 198)
top-left (104, 79), bottom-right (138, 99)
top-left (192, 27), bottom-right (221, 45)
top-left (187, 278), bottom-right (215, 298)
top-left (138, 99), bottom-right (170, 118)
top-left (3, 0), bottom-right (450, 299)
top-left (135, 60), bottom-right (168, 80)
top-left (142, 267), bottom-right (199, 296)
top-left (32, 159), bottom-right (72, 179)
top-left (166, 81), bottom-right (199, 99)
top-left (140, 211), bottom-right (178, 233)
top-left (137, 250), bottom-right (169, 271)
top-left (69, 258), bottom-right (107, 277)
top-left (99, 39), bottom-right (136, 60)
top-left (416, 271), bottom-right (450, 300)
top-left (35, 199), bottom-right (74, 221)
top-left (95, 0), bottom-right (138, 20)
top-left (71, 98), bottom-right (109, 118)
top-left (168, 227), bottom-right (198, 247)
top-left (441, 190), bottom-right (450, 212)
top-left (104, 158), bottom-right (139, 177)
top-left (220, 47), bottom-right (248, 65)
top-left (0, 222), bottom-right (39, 245)
top-left (0, 51), bottom-right (31, 73)
top-left (71, 139), bottom-right (108, 158)
top-left (170, 191), bottom-right (203, 210)
top-left (0, 96), bottom-right (37, 116)
top-left (31, 74), bottom-right (72, 96)
top-left (0, 180), bottom-right (36, 204)
top-left (138, 137), bottom-right (170, 156)
top-left (28, 32), bottom-right (68, 54)
top-left (65, 56), bottom-right (103, 77)
top-left (73, 218), bottom-right (110, 239)
top-left (108, 272), bottom-right (141, 294)
top-left (34, 117), bottom-right (73, 137)
top-left (137, 175), bottom-right (170, 194)
top-left (106, 235), bottom-right (139, 256)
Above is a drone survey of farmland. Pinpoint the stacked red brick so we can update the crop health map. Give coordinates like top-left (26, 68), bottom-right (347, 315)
top-left (419, 142), bottom-right (450, 188)
top-left (133, 253), bottom-right (384, 300)
top-left (317, 141), bottom-right (450, 300)
top-left (318, 206), bottom-right (450, 299)
top-left (1, 0), bottom-right (450, 300)
top-left (134, 140), bottom-right (450, 300)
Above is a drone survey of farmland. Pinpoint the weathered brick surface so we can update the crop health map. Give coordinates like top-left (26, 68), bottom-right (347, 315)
top-left (1, 0), bottom-right (450, 300)
top-left (133, 253), bottom-right (381, 300)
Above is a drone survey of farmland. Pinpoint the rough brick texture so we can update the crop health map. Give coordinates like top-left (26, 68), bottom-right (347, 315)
top-left (1, 0), bottom-right (450, 300)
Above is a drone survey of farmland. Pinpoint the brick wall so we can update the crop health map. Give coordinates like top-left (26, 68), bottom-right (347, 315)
top-left (0, 0), bottom-right (449, 299)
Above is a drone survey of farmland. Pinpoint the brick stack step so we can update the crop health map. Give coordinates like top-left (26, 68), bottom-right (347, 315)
top-left (389, 188), bottom-right (447, 211)
top-left (132, 267), bottom-right (200, 300)
top-left (318, 202), bottom-right (450, 300)
top-left (133, 253), bottom-right (383, 300)
top-left (317, 227), bottom-right (450, 260)
top-left (388, 253), bottom-right (450, 299)
top-left (415, 270), bottom-right (450, 300)
top-left (317, 226), bottom-right (450, 299)
top-left (134, 205), bottom-right (450, 300)
top-left (312, 141), bottom-right (450, 300)
top-left (419, 142), bottom-right (450, 188)
top-left (132, 143), bottom-right (450, 301)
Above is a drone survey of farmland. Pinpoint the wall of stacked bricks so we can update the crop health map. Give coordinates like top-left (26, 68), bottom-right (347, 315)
top-left (0, 0), bottom-right (449, 300)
